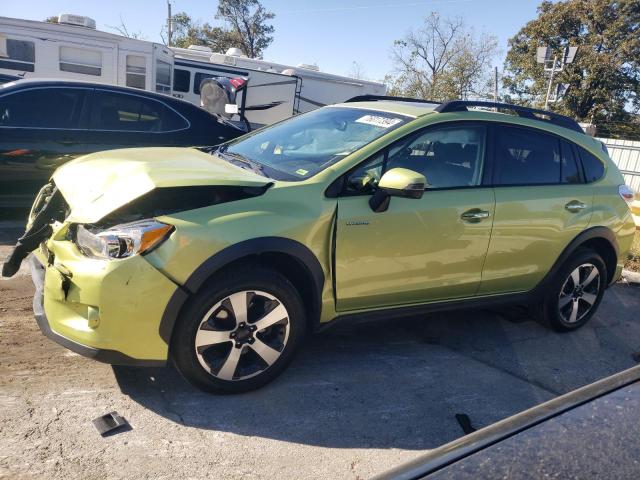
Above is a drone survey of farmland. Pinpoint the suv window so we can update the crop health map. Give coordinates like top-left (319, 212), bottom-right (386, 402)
top-left (494, 125), bottom-right (561, 185)
top-left (577, 146), bottom-right (605, 183)
top-left (0, 88), bottom-right (86, 128)
top-left (386, 125), bottom-right (486, 189)
top-left (560, 140), bottom-right (582, 184)
top-left (91, 90), bottom-right (187, 132)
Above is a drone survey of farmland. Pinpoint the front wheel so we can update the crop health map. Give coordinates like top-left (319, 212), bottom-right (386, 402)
top-left (171, 266), bottom-right (306, 394)
top-left (537, 249), bottom-right (607, 332)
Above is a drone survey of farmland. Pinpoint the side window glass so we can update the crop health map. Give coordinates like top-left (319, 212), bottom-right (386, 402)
top-left (173, 69), bottom-right (190, 93)
top-left (560, 141), bottom-right (582, 184)
top-left (193, 72), bottom-right (212, 95)
top-left (162, 106), bottom-right (189, 131)
top-left (577, 146), bottom-right (605, 183)
top-left (92, 91), bottom-right (162, 132)
top-left (344, 152), bottom-right (385, 195)
top-left (0, 88), bottom-right (85, 128)
top-left (495, 126), bottom-right (560, 185)
top-left (386, 125), bottom-right (486, 189)
top-left (59, 46), bottom-right (102, 76)
top-left (126, 55), bottom-right (146, 89)
top-left (0, 39), bottom-right (35, 72)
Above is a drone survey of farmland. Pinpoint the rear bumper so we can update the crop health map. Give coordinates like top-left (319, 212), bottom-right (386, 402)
top-left (29, 254), bottom-right (168, 367)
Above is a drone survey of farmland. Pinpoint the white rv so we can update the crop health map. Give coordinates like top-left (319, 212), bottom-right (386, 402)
top-left (0, 14), bottom-right (386, 126)
top-left (0, 15), bottom-right (174, 94)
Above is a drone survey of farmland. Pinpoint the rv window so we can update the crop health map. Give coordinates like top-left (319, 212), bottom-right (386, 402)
top-left (173, 69), bottom-right (190, 92)
top-left (193, 72), bottom-right (214, 95)
top-left (155, 60), bottom-right (172, 93)
top-left (0, 88), bottom-right (86, 128)
top-left (126, 55), bottom-right (146, 90)
top-left (59, 46), bottom-right (102, 76)
top-left (0, 39), bottom-right (35, 72)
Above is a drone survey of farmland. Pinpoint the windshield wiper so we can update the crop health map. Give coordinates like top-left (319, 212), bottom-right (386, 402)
top-left (219, 150), bottom-right (268, 178)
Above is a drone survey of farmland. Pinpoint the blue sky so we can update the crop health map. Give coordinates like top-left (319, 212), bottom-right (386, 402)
top-left (3, 0), bottom-right (545, 81)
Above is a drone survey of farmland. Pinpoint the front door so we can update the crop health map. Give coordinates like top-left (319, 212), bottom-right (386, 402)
top-left (335, 123), bottom-right (495, 311)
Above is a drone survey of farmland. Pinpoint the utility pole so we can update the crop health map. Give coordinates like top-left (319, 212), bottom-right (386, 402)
top-left (544, 55), bottom-right (557, 110)
top-left (166, 0), bottom-right (173, 47)
top-left (493, 66), bottom-right (498, 103)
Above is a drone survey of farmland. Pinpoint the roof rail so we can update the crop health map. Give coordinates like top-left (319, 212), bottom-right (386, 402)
top-left (435, 100), bottom-right (583, 133)
top-left (345, 95), bottom-right (441, 105)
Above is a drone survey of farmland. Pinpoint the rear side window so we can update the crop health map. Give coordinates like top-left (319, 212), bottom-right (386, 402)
top-left (560, 140), bottom-right (582, 184)
top-left (91, 90), bottom-right (186, 132)
top-left (0, 88), bottom-right (86, 128)
top-left (173, 69), bottom-right (190, 92)
top-left (494, 126), bottom-right (561, 185)
top-left (577, 147), bottom-right (605, 183)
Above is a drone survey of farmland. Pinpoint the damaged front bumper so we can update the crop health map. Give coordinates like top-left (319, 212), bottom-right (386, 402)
top-left (28, 240), bottom-right (177, 366)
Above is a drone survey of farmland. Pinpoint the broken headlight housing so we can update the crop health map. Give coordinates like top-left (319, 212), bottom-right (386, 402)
top-left (75, 219), bottom-right (174, 260)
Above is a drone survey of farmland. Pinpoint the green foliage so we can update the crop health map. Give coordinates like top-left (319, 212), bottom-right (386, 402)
top-left (169, 12), bottom-right (237, 53)
top-left (387, 14), bottom-right (498, 102)
top-left (44, 16), bottom-right (58, 23)
top-left (503, 0), bottom-right (640, 139)
top-left (216, 0), bottom-right (275, 59)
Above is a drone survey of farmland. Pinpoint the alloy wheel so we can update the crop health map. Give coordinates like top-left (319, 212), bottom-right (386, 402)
top-left (558, 263), bottom-right (600, 324)
top-left (194, 290), bottom-right (290, 381)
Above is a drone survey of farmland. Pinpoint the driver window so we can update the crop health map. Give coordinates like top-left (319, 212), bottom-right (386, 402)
top-left (344, 151), bottom-right (385, 195)
top-left (387, 125), bottom-right (486, 189)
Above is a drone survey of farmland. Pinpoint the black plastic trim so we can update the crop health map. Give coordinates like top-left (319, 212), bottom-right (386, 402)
top-left (435, 100), bottom-right (583, 133)
top-left (322, 226), bottom-right (620, 331)
top-left (345, 95), bottom-right (442, 105)
top-left (159, 237), bottom-right (325, 343)
top-left (29, 256), bottom-right (165, 367)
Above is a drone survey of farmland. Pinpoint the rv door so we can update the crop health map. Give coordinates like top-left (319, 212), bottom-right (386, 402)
top-left (153, 44), bottom-right (173, 95)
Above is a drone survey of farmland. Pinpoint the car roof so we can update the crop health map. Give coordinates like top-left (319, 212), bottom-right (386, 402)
top-left (333, 100), bottom-right (439, 118)
top-left (0, 78), bottom-right (191, 105)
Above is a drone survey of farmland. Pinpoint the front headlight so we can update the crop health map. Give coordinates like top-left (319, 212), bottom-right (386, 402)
top-left (75, 219), bottom-right (174, 260)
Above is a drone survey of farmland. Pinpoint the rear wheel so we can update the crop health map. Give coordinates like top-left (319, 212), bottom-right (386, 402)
top-left (537, 249), bottom-right (607, 332)
top-left (171, 266), bottom-right (306, 393)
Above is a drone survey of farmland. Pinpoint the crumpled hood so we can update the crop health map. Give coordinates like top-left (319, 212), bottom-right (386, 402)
top-left (53, 147), bottom-right (270, 223)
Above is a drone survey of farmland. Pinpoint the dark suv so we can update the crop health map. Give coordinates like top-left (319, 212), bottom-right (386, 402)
top-left (0, 79), bottom-right (244, 210)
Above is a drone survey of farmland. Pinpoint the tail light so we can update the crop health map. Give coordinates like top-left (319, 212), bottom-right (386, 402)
top-left (230, 77), bottom-right (247, 90)
top-left (619, 185), bottom-right (635, 205)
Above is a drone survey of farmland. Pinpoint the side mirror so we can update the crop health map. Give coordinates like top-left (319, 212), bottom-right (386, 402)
top-left (369, 168), bottom-right (426, 213)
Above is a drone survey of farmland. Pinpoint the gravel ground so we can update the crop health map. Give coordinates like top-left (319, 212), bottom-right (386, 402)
top-left (1, 222), bottom-right (640, 480)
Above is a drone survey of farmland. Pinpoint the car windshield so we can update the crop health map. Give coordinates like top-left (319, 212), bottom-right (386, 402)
top-left (216, 107), bottom-right (410, 180)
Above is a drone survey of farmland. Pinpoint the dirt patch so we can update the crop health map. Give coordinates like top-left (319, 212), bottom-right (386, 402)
top-left (625, 230), bottom-right (640, 272)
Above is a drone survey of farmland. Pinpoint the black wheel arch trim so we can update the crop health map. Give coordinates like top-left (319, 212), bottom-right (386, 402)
top-left (159, 237), bottom-right (325, 344)
top-left (534, 225), bottom-right (619, 291)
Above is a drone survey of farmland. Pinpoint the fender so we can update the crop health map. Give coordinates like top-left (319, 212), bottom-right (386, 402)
top-left (159, 237), bottom-right (325, 344)
top-left (532, 225), bottom-right (619, 294)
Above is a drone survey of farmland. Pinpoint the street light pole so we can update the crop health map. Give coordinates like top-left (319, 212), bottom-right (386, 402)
top-left (167, 0), bottom-right (173, 47)
top-left (544, 55), bottom-right (558, 110)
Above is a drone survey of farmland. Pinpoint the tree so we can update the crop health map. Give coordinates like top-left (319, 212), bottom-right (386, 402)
top-left (502, 0), bottom-right (640, 138)
top-left (388, 13), bottom-right (498, 101)
top-left (167, 12), bottom-right (236, 52)
top-left (44, 16), bottom-right (58, 23)
top-left (216, 0), bottom-right (275, 59)
top-left (107, 15), bottom-right (145, 40)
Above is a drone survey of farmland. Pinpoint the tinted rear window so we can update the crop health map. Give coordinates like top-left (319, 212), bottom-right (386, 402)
top-left (494, 126), bottom-right (561, 185)
top-left (0, 87), bottom-right (86, 128)
top-left (578, 147), bottom-right (606, 183)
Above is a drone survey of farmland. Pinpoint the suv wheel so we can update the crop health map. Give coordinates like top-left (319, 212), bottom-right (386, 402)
top-left (537, 249), bottom-right (607, 332)
top-left (171, 266), bottom-right (306, 393)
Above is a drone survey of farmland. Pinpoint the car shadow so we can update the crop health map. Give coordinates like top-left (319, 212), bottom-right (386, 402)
top-left (113, 284), bottom-right (640, 450)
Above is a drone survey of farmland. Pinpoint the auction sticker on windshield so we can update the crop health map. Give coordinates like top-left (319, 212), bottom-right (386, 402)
top-left (355, 115), bottom-right (403, 128)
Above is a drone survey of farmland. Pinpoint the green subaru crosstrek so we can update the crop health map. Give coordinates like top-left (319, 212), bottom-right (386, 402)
top-left (3, 97), bottom-right (636, 393)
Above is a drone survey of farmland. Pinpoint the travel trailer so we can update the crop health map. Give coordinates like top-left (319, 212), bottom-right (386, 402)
top-left (0, 15), bottom-right (386, 127)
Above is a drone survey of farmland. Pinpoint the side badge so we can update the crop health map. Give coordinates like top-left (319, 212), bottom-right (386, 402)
top-left (346, 220), bottom-right (369, 226)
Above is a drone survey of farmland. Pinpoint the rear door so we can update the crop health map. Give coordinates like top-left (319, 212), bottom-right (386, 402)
top-left (0, 86), bottom-right (91, 207)
top-left (479, 124), bottom-right (593, 294)
top-left (335, 122), bottom-right (495, 311)
top-left (86, 89), bottom-right (189, 151)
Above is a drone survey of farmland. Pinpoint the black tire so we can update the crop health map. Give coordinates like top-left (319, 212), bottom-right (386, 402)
top-left (171, 265), bottom-right (306, 394)
top-left (536, 248), bottom-right (607, 332)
